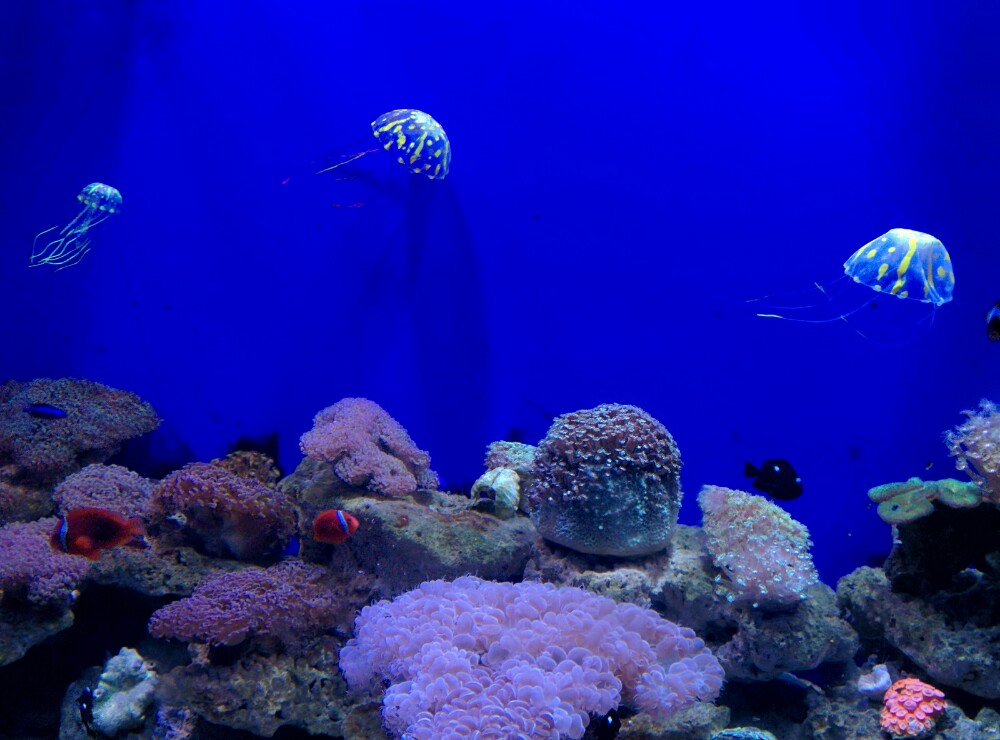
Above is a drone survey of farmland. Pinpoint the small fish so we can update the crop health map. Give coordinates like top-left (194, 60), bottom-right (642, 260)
top-left (988, 300), bottom-right (1000, 341)
top-left (51, 508), bottom-right (145, 560)
top-left (744, 459), bottom-right (803, 500)
top-left (592, 708), bottom-right (621, 739)
top-left (23, 403), bottom-right (67, 420)
top-left (312, 509), bottom-right (359, 544)
top-left (77, 686), bottom-right (96, 736)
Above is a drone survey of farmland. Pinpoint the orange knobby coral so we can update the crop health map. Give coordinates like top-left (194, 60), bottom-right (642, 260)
top-left (880, 677), bottom-right (946, 737)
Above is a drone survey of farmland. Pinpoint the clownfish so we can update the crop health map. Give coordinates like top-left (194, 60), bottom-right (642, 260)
top-left (51, 508), bottom-right (145, 560)
top-left (312, 509), bottom-right (359, 544)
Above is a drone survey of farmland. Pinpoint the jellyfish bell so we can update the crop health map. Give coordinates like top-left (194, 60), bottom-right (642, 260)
top-left (283, 109), bottom-right (451, 205)
top-left (30, 182), bottom-right (122, 271)
top-left (751, 228), bottom-right (955, 344)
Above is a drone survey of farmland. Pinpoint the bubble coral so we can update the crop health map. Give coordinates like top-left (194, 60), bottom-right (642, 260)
top-left (945, 399), bottom-right (1000, 504)
top-left (340, 576), bottom-right (723, 740)
top-left (0, 517), bottom-right (91, 610)
top-left (0, 378), bottom-right (159, 482)
top-left (148, 561), bottom-right (341, 647)
top-left (526, 403), bottom-right (682, 557)
top-left (148, 462), bottom-right (295, 561)
top-left (698, 485), bottom-right (818, 609)
top-left (880, 677), bottom-right (946, 738)
top-left (299, 397), bottom-right (439, 497)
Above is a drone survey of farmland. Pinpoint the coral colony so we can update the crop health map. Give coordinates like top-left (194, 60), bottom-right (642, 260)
top-left (2, 385), bottom-right (1000, 737)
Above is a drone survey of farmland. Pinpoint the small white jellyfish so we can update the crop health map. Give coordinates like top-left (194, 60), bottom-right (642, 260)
top-left (30, 182), bottom-right (122, 270)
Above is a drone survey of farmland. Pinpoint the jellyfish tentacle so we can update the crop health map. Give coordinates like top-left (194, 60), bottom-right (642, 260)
top-left (314, 147), bottom-right (379, 175)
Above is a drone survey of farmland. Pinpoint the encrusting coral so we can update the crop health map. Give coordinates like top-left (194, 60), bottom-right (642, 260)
top-left (880, 677), bottom-right (946, 737)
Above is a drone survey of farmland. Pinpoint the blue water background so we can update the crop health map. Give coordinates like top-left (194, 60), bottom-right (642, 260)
top-left (2, 1), bottom-right (999, 582)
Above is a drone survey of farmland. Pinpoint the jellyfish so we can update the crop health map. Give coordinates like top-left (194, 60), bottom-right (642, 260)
top-left (318, 109), bottom-right (451, 180)
top-left (752, 228), bottom-right (955, 341)
top-left (30, 183), bottom-right (122, 270)
top-left (282, 109), bottom-right (451, 197)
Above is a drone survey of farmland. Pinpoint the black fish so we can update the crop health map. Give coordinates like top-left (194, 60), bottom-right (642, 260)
top-left (591, 709), bottom-right (621, 739)
top-left (23, 403), bottom-right (67, 420)
top-left (744, 459), bottom-right (802, 500)
top-left (988, 300), bottom-right (1000, 342)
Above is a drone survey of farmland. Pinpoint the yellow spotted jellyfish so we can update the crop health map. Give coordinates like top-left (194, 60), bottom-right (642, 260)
top-left (30, 183), bottom-right (122, 270)
top-left (754, 228), bottom-right (954, 339)
top-left (316, 109), bottom-right (451, 180)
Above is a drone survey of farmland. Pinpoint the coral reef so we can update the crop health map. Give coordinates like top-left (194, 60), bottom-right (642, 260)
top-left (880, 677), bottom-right (946, 738)
top-left (698, 485), bottom-right (818, 609)
top-left (53, 463), bottom-right (153, 519)
top-left (91, 647), bottom-right (158, 736)
top-left (148, 461), bottom-right (296, 561)
top-left (299, 397), bottom-right (439, 497)
top-left (209, 450), bottom-right (281, 488)
top-left (527, 403), bottom-right (682, 557)
top-left (0, 377), bottom-right (159, 483)
top-left (866, 476), bottom-right (981, 525)
top-left (837, 566), bottom-right (1000, 699)
top-left (148, 560), bottom-right (344, 647)
top-left (945, 398), bottom-right (1000, 503)
top-left (340, 575), bottom-right (724, 739)
top-left (282, 457), bottom-right (535, 596)
top-left (526, 526), bottom-right (856, 682)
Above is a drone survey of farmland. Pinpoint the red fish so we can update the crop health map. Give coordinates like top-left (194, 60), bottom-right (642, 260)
top-left (51, 508), bottom-right (145, 560)
top-left (312, 509), bottom-right (359, 544)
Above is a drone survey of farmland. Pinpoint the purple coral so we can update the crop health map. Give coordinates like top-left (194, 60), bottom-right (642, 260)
top-left (148, 462), bottom-right (296, 561)
top-left (698, 485), bottom-right (818, 608)
top-left (148, 561), bottom-right (341, 647)
top-left (526, 403), bottom-right (682, 556)
top-left (53, 463), bottom-right (153, 520)
top-left (299, 398), bottom-right (439, 496)
top-left (0, 378), bottom-right (159, 482)
top-left (0, 517), bottom-right (91, 609)
top-left (340, 576), bottom-right (723, 739)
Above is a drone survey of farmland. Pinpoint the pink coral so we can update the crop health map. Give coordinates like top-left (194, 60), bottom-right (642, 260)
top-left (53, 463), bottom-right (153, 520)
top-left (698, 485), bottom-right (818, 608)
top-left (299, 398), bottom-right (438, 496)
top-left (340, 576), bottom-right (723, 739)
top-left (945, 399), bottom-right (1000, 503)
top-left (880, 677), bottom-right (946, 737)
top-left (148, 561), bottom-right (341, 647)
top-left (0, 378), bottom-right (159, 482)
top-left (0, 517), bottom-right (91, 609)
top-left (148, 462), bottom-right (296, 561)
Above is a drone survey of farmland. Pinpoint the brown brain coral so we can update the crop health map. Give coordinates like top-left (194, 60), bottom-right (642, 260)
top-left (526, 403), bottom-right (682, 557)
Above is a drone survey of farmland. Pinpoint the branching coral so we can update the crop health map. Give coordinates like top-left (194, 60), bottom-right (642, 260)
top-left (299, 397), bottom-right (439, 496)
top-left (526, 403), bottom-right (682, 557)
top-left (945, 399), bottom-right (1000, 503)
top-left (148, 462), bottom-right (295, 561)
top-left (340, 576), bottom-right (723, 739)
top-left (0, 378), bottom-right (159, 482)
top-left (148, 561), bottom-right (342, 647)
